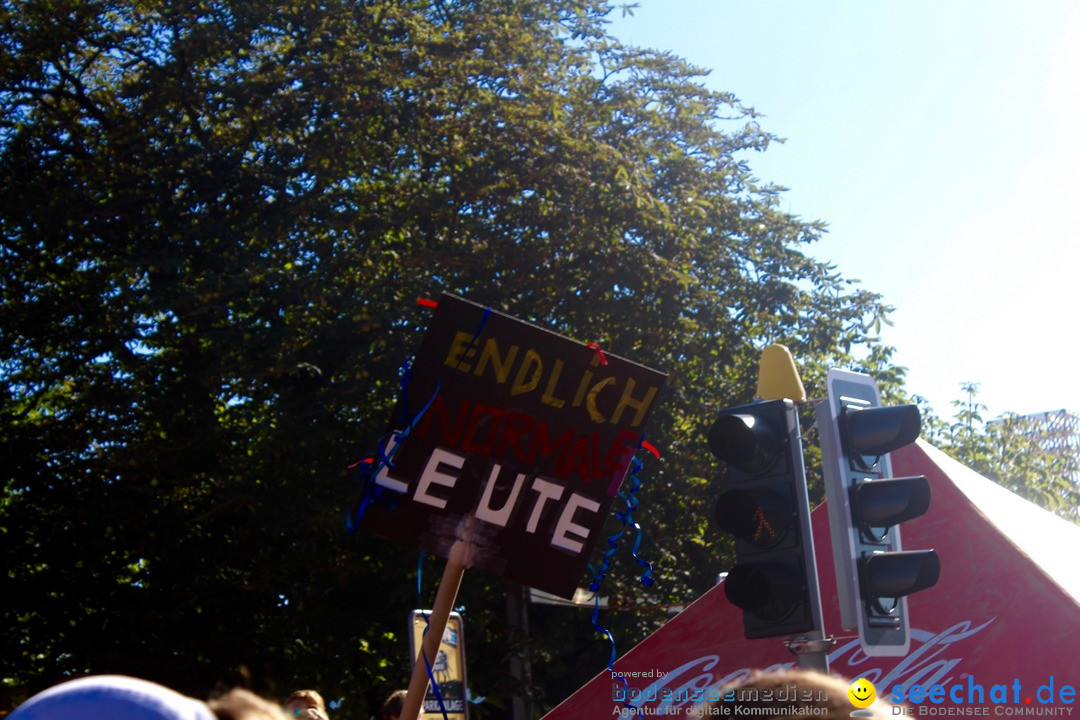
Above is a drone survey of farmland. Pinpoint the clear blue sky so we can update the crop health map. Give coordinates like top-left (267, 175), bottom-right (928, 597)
top-left (607, 0), bottom-right (1080, 421)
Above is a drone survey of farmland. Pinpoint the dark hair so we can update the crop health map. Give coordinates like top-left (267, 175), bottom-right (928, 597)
top-left (378, 689), bottom-right (408, 719)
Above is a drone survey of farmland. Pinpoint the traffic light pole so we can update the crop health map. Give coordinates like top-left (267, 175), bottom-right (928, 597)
top-left (780, 401), bottom-right (830, 673)
top-left (788, 636), bottom-right (835, 673)
top-left (781, 399), bottom-right (829, 677)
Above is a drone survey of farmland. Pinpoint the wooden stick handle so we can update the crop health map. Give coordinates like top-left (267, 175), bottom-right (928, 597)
top-left (400, 540), bottom-right (468, 720)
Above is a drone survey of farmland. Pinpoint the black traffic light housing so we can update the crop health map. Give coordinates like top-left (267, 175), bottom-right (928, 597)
top-left (709, 399), bottom-right (823, 639)
top-left (818, 369), bottom-right (941, 656)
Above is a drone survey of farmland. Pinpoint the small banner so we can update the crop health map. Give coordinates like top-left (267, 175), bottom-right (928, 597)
top-left (360, 293), bottom-right (667, 598)
top-left (409, 610), bottom-right (468, 720)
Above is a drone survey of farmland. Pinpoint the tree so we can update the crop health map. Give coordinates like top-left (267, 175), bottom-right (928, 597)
top-left (1, 0), bottom-right (892, 715)
top-left (920, 384), bottom-right (1080, 524)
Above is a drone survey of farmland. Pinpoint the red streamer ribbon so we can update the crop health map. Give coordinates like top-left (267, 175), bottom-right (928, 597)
top-left (587, 342), bottom-right (608, 366)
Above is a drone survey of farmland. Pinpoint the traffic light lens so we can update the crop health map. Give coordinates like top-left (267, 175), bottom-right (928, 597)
top-left (714, 488), bottom-right (795, 548)
top-left (853, 476), bottom-right (931, 542)
top-left (724, 561), bottom-right (809, 625)
top-left (843, 405), bottom-right (921, 470)
top-left (724, 564), bottom-right (771, 611)
top-left (861, 550), bottom-right (941, 601)
top-left (707, 413), bottom-right (784, 474)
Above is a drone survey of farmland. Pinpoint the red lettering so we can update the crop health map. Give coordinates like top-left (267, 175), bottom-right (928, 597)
top-left (496, 410), bottom-right (536, 462)
top-left (417, 394), bottom-right (469, 447)
top-left (415, 396), bottom-right (639, 484)
top-left (605, 428), bottom-right (641, 471)
top-left (462, 403), bottom-right (504, 455)
top-left (557, 433), bottom-right (593, 483)
top-left (526, 423), bottom-right (575, 469)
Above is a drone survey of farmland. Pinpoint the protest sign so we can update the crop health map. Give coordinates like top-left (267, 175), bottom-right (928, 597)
top-left (360, 293), bottom-right (666, 598)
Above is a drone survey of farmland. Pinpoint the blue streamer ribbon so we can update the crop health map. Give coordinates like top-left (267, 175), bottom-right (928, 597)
top-left (419, 634), bottom-right (450, 720)
top-left (591, 592), bottom-right (640, 717)
top-left (344, 368), bottom-right (442, 533)
top-left (397, 354), bottom-right (417, 426)
top-left (619, 455), bottom-right (655, 588)
top-left (583, 442), bottom-right (658, 719)
top-left (347, 304), bottom-right (493, 533)
top-left (588, 449), bottom-right (655, 594)
top-left (589, 591), bottom-right (616, 668)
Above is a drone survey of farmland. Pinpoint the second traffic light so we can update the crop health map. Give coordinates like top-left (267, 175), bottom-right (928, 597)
top-left (709, 399), bottom-right (823, 639)
top-left (818, 369), bottom-right (941, 657)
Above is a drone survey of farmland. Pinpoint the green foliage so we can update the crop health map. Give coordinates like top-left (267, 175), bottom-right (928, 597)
top-left (1, 0), bottom-right (893, 715)
top-left (921, 384), bottom-right (1080, 524)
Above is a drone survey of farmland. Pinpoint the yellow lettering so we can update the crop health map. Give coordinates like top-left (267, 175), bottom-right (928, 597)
top-left (511, 349), bottom-right (542, 396)
top-left (585, 377), bottom-right (615, 424)
top-left (572, 369), bottom-right (594, 407)
top-left (473, 338), bottom-right (519, 384)
top-left (444, 330), bottom-right (477, 372)
top-left (610, 378), bottom-right (659, 427)
top-left (541, 359), bottom-right (567, 409)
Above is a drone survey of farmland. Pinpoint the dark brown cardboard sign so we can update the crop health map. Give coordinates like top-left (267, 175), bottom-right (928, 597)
top-left (359, 293), bottom-right (667, 598)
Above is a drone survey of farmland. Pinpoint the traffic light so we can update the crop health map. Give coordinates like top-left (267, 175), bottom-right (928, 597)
top-left (708, 399), bottom-right (823, 639)
top-left (817, 368), bottom-right (941, 656)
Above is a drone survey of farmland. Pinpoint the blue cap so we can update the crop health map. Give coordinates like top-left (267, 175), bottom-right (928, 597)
top-left (10, 675), bottom-right (216, 720)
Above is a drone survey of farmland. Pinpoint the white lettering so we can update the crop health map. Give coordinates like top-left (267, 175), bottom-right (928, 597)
top-left (474, 464), bottom-right (527, 527)
top-left (413, 448), bottom-right (465, 509)
top-left (525, 477), bottom-right (564, 533)
top-left (373, 433), bottom-right (410, 493)
top-left (551, 493), bottom-right (601, 553)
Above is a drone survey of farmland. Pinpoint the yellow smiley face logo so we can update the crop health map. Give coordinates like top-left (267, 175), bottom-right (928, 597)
top-left (848, 678), bottom-right (877, 708)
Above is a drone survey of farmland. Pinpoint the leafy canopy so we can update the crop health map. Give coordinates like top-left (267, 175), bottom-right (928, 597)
top-left (1, 0), bottom-right (893, 714)
top-left (919, 384), bottom-right (1080, 524)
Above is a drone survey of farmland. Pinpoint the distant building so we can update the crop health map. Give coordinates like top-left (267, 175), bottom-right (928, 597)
top-left (1002, 409), bottom-right (1080, 481)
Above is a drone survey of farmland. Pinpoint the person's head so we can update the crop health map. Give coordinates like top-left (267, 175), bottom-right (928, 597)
top-left (207, 689), bottom-right (286, 720)
top-left (282, 690), bottom-right (327, 720)
top-left (710, 669), bottom-right (895, 720)
top-left (377, 689), bottom-right (415, 720)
